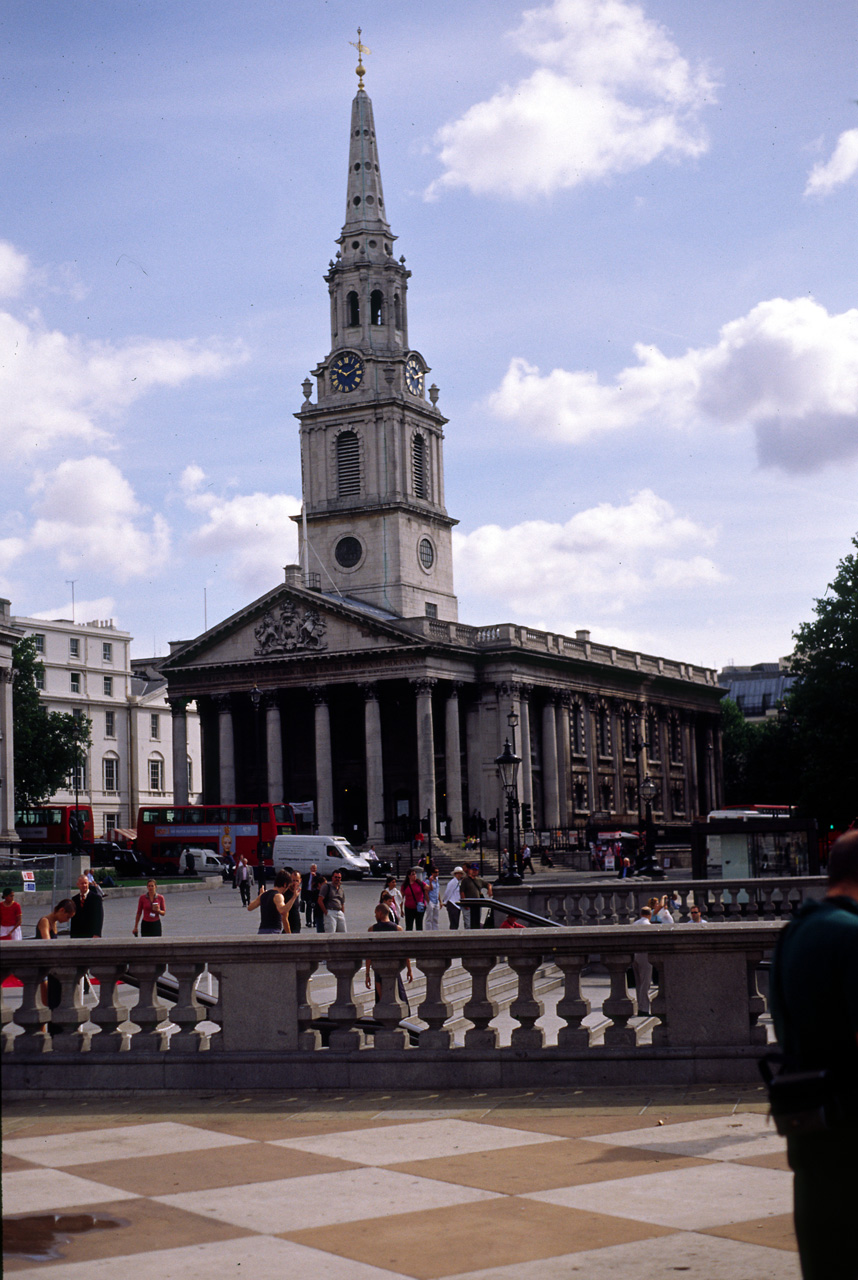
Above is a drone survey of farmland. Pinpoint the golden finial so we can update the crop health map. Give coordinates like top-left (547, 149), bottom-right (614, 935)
top-left (349, 27), bottom-right (371, 90)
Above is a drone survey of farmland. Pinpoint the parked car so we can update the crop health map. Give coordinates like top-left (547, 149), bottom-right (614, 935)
top-left (113, 849), bottom-right (161, 878)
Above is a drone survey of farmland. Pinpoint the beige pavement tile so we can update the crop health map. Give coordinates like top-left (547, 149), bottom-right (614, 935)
top-left (3, 1154), bottom-right (38, 1173)
top-left (2, 1235), bottom-right (412, 1279)
top-left (4, 1122), bottom-right (251, 1168)
top-left (157, 1167), bottom-right (499, 1233)
top-left (734, 1149), bottom-right (791, 1171)
top-left (703, 1213), bottom-right (799, 1252)
top-left (2, 1197), bottom-right (253, 1272)
top-left (283, 1195), bottom-right (674, 1279)
top-left (527, 1163), bottom-right (793, 1230)
top-left (2, 1169), bottom-right (140, 1216)
top-left (65, 1141), bottom-right (360, 1197)
top-left (470, 1113), bottom-right (689, 1139)
top-left (581, 1113), bottom-right (786, 1163)
top-left (444, 1227), bottom-right (801, 1279)
top-left (177, 1113), bottom-right (409, 1141)
top-left (272, 1119), bottom-right (561, 1166)
top-left (390, 1138), bottom-right (711, 1194)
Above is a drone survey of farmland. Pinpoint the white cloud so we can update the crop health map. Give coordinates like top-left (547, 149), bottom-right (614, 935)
top-left (29, 597), bottom-right (117, 625)
top-left (182, 465), bottom-right (301, 592)
top-left (428, 0), bottom-right (715, 200)
top-left (453, 489), bottom-right (724, 619)
top-left (0, 242), bottom-right (30, 298)
top-left (28, 456), bottom-right (171, 580)
top-left (489, 297), bottom-right (858, 471)
top-left (804, 127), bottom-right (858, 197)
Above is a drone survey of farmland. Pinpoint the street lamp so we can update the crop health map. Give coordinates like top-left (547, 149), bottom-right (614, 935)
top-left (249, 685), bottom-right (263, 878)
top-left (495, 737), bottom-right (521, 878)
top-left (639, 774), bottom-right (659, 875)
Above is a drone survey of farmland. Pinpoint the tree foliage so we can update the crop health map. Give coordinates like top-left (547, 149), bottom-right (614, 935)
top-left (12, 637), bottom-right (91, 809)
top-left (787, 535), bottom-right (858, 827)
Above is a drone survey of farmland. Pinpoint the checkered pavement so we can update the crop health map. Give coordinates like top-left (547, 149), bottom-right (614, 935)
top-left (2, 1091), bottom-right (800, 1278)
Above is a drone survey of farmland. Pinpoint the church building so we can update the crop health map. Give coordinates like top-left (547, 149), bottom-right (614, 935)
top-left (163, 65), bottom-right (724, 846)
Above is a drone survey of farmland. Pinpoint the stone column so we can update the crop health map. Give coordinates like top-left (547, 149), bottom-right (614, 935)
top-left (168, 697), bottom-right (189, 807)
top-left (413, 679), bottom-right (437, 830)
top-left (362, 683), bottom-right (385, 844)
top-left (465, 697), bottom-right (483, 827)
top-left (216, 694), bottom-right (236, 805)
top-left (542, 697), bottom-right (561, 829)
top-left (264, 693), bottom-right (284, 804)
top-left (556, 693), bottom-right (570, 829)
top-left (0, 664), bottom-right (16, 842)
top-left (312, 687), bottom-right (333, 833)
top-left (444, 684), bottom-right (464, 840)
top-left (519, 686), bottom-right (534, 818)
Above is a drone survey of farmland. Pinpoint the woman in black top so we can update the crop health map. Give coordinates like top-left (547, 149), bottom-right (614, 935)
top-left (247, 869), bottom-right (298, 934)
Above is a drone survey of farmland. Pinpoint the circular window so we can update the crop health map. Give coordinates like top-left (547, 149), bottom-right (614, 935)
top-left (368, 239), bottom-right (377, 248)
top-left (335, 536), bottom-right (363, 568)
top-left (353, 162), bottom-right (361, 171)
top-left (366, 195), bottom-right (374, 204)
top-left (351, 240), bottom-right (360, 249)
top-left (353, 195), bottom-right (361, 206)
top-left (419, 538), bottom-right (435, 570)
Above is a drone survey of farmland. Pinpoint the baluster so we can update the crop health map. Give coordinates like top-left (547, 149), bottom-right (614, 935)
top-left (45, 963), bottom-right (89, 1050)
top-left (554, 955), bottom-right (591, 1049)
top-left (415, 956), bottom-right (453, 1050)
top-left (127, 962), bottom-right (168, 1052)
top-left (602, 953), bottom-right (636, 1047)
top-left (198, 967), bottom-right (223, 1050)
top-left (747, 952), bottom-right (768, 1045)
top-left (615, 891), bottom-right (632, 925)
top-left (461, 956), bottom-right (499, 1049)
top-left (6, 964), bottom-right (49, 1055)
top-left (88, 963), bottom-right (128, 1054)
top-left (296, 960), bottom-right (322, 1050)
top-left (566, 891), bottom-right (583, 927)
top-left (761, 887), bottom-right (777, 920)
top-left (585, 893), bottom-right (600, 926)
top-left (326, 957), bottom-right (362, 1050)
top-left (544, 893), bottom-right (562, 926)
top-left (710, 889), bottom-right (725, 920)
top-left (507, 955), bottom-right (544, 1049)
top-left (602, 892), bottom-right (618, 925)
top-left (164, 961), bottom-right (206, 1053)
top-left (369, 955), bottom-right (410, 1049)
top-left (725, 890), bottom-right (741, 920)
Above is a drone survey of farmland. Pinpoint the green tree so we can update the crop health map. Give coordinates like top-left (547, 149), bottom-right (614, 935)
top-left (720, 696), bottom-right (754, 803)
top-left (788, 535), bottom-right (858, 827)
top-left (12, 637), bottom-right (91, 809)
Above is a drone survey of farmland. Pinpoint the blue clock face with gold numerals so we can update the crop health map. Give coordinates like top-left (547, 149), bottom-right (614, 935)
top-left (330, 351), bottom-right (364, 393)
top-left (405, 355), bottom-right (424, 396)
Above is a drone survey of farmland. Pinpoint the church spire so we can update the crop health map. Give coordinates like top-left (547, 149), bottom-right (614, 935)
top-left (341, 86), bottom-right (391, 242)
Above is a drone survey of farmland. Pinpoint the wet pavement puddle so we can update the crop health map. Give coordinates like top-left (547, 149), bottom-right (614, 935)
top-left (2, 1212), bottom-right (125, 1261)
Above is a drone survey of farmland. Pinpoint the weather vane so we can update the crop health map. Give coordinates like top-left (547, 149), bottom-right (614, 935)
top-left (349, 28), bottom-right (371, 90)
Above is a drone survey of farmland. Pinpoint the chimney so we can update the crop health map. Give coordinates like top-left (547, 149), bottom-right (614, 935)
top-left (284, 564), bottom-right (304, 588)
top-left (575, 629), bottom-right (591, 643)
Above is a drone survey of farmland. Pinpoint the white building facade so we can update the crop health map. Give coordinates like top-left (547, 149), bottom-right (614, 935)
top-left (12, 615), bottom-right (202, 834)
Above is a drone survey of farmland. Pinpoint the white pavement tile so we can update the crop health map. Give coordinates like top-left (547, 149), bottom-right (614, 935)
top-left (1, 1235), bottom-right (414, 1280)
top-left (445, 1229), bottom-right (801, 1280)
top-left (4, 1121), bottom-right (251, 1168)
top-left (582, 1113), bottom-right (785, 1163)
top-left (2, 1168), bottom-right (140, 1216)
top-left (525, 1163), bottom-right (793, 1230)
top-left (270, 1119), bottom-right (560, 1165)
top-left (157, 1166), bottom-right (499, 1232)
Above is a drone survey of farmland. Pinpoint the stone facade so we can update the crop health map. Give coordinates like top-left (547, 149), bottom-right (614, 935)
top-left (163, 82), bottom-right (724, 843)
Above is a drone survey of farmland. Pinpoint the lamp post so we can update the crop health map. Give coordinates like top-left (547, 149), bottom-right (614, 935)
top-left (495, 737), bottom-right (521, 878)
top-left (249, 685), bottom-right (263, 876)
top-left (639, 774), bottom-right (659, 875)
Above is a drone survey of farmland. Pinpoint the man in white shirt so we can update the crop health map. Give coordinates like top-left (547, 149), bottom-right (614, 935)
top-left (443, 866), bottom-right (465, 930)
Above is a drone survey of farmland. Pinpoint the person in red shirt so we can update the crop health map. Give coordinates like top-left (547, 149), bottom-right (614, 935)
top-left (133, 879), bottom-right (166, 937)
top-left (402, 867), bottom-right (428, 932)
top-left (0, 887), bottom-right (23, 940)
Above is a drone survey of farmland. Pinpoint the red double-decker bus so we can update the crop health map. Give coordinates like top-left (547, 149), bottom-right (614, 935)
top-left (135, 803), bottom-right (297, 871)
top-left (15, 804), bottom-right (94, 847)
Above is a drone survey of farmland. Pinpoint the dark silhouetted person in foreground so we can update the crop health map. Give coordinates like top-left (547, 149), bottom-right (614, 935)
top-left (770, 829), bottom-right (858, 1280)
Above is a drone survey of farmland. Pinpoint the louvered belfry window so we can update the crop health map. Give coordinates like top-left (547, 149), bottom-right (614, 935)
top-left (337, 430), bottom-right (361, 497)
top-left (412, 433), bottom-right (427, 499)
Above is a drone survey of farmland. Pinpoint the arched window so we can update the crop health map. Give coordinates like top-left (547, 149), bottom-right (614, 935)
top-left (336, 431), bottom-right (361, 497)
top-left (412, 433), bottom-right (427, 499)
top-left (394, 292), bottom-right (402, 329)
top-left (346, 291), bottom-right (360, 327)
top-left (623, 709), bottom-right (636, 759)
top-left (574, 777), bottom-right (588, 811)
top-left (597, 705), bottom-right (611, 757)
top-left (370, 289), bottom-right (384, 325)
top-left (647, 710), bottom-right (660, 760)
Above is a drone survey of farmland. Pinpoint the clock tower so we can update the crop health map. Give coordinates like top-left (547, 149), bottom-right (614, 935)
top-left (295, 63), bottom-right (458, 622)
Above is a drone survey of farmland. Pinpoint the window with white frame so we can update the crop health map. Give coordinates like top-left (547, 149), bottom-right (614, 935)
top-left (69, 637), bottom-right (80, 658)
top-left (105, 710), bottom-right (115, 737)
top-left (103, 756), bottom-right (119, 793)
top-left (103, 676), bottom-right (113, 697)
top-left (33, 633), bottom-right (45, 653)
top-left (70, 671), bottom-right (81, 694)
top-left (102, 641), bottom-right (113, 662)
top-left (149, 756), bottom-right (165, 792)
top-left (150, 713), bottom-right (160, 739)
top-left (35, 668), bottom-right (45, 691)
top-left (103, 813), bottom-right (118, 835)
top-left (71, 758), bottom-right (86, 792)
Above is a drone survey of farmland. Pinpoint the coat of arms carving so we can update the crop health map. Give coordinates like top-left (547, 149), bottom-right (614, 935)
top-left (254, 602), bottom-right (327, 655)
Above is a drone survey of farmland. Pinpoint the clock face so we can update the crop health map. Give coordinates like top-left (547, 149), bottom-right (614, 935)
top-left (405, 355), bottom-right (424, 397)
top-left (330, 352), bottom-right (364, 393)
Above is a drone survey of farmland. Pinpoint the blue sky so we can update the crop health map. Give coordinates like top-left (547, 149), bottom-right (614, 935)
top-left (1, 0), bottom-right (856, 669)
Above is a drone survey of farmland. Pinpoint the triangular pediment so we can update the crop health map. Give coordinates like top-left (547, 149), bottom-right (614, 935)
top-left (162, 584), bottom-right (419, 672)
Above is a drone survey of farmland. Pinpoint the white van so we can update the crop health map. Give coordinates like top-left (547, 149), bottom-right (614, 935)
top-left (179, 847), bottom-right (229, 877)
top-left (272, 834), bottom-right (370, 880)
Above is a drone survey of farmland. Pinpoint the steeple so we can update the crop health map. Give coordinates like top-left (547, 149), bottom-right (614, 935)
top-left (294, 53), bottom-right (458, 623)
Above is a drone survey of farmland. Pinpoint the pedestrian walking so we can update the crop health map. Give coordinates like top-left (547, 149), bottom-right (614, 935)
top-left (133, 879), bottom-right (166, 937)
top-left (235, 855), bottom-right (252, 906)
top-left (0, 887), bottom-right (23, 940)
top-left (318, 869), bottom-right (347, 933)
top-left (424, 869), bottom-right (441, 930)
top-left (70, 873), bottom-right (104, 939)
top-left (402, 868), bottom-right (428, 931)
top-left (459, 862), bottom-right (492, 929)
top-left (443, 866), bottom-right (464, 929)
